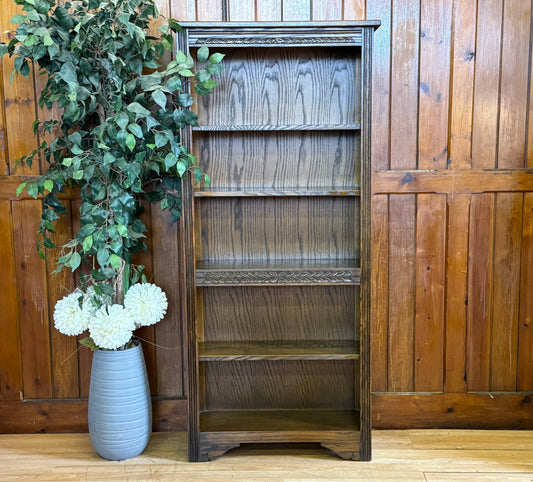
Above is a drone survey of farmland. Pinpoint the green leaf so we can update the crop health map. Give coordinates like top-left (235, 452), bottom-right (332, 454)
top-left (69, 251), bottom-right (82, 271)
top-left (164, 153), bottom-right (177, 170)
top-left (176, 50), bottom-right (187, 64)
top-left (73, 170), bottom-right (84, 180)
top-left (204, 173), bottom-right (211, 188)
top-left (209, 52), bottom-right (225, 63)
top-left (165, 76), bottom-right (181, 92)
top-left (26, 183), bottom-right (38, 199)
top-left (62, 158), bottom-right (73, 167)
top-left (127, 102), bottom-right (151, 118)
top-left (16, 182), bottom-right (27, 197)
top-left (116, 224), bottom-right (128, 237)
top-left (97, 247), bottom-right (110, 266)
top-left (197, 45), bottom-right (209, 62)
top-left (176, 161), bottom-right (186, 177)
top-left (125, 133), bottom-right (136, 151)
top-left (79, 337), bottom-right (99, 351)
top-left (43, 180), bottom-right (53, 193)
top-left (127, 123), bottom-right (143, 138)
top-left (116, 111), bottom-right (129, 129)
top-left (152, 89), bottom-right (167, 109)
top-left (43, 35), bottom-right (54, 46)
top-left (178, 69), bottom-right (194, 77)
top-left (71, 145), bottom-right (84, 155)
top-left (82, 235), bottom-right (93, 252)
top-left (109, 254), bottom-right (122, 270)
top-left (195, 69), bottom-right (210, 82)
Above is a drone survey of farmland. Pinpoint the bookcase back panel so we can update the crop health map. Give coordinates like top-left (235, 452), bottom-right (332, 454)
top-left (197, 47), bottom-right (361, 126)
top-left (195, 131), bottom-right (360, 190)
top-left (199, 197), bottom-right (360, 260)
top-left (201, 286), bottom-right (359, 342)
top-left (204, 360), bottom-right (358, 410)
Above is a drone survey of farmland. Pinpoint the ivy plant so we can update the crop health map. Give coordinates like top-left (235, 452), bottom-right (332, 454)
top-left (1, 0), bottom-right (223, 302)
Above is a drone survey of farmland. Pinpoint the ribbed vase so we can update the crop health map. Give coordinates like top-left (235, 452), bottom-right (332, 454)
top-left (88, 342), bottom-right (152, 461)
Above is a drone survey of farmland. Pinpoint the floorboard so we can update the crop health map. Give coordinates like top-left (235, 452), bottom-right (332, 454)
top-left (0, 430), bottom-right (530, 481)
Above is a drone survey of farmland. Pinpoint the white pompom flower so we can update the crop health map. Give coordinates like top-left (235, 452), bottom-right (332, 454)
top-left (54, 290), bottom-right (90, 336)
top-left (124, 282), bottom-right (168, 328)
top-left (88, 304), bottom-right (135, 350)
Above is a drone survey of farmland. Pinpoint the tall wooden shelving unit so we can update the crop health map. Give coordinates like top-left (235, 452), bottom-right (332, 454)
top-left (178, 22), bottom-right (378, 462)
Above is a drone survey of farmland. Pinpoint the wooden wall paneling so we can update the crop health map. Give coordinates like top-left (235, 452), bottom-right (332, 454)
top-left (490, 193), bottom-right (523, 391)
top-left (390, 0), bottom-right (419, 170)
top-left (443, 194), bottom-right (470, 393)
top-left (256, 0), bottom-right (281, 20)
top-left (414, 194), bottom-right (446, 392)
top-left (228, 0), bottom-right (255, 20)
top-left (466, 194), bottom-right (494, 391)
top-left (69, 199), bottom-right (92, 398)
top-left (171, 0), bottom-right (196, 21)
top-left (282, 0), bottom-right (311, 21)
top-left (45, 201), bottom-right (79, 399)
top-left (343, 0), bottom-right (365, 20)
top-left (12, 200), bottom-right (52, 399)
top-left (471, 0), bottom-right (503, 169)
top-left (152, 205), bottom-right (183, 397)
top-left (0, 201), bottom-right (22, 401)
top-left (196, 0), bottom-right (224, 21)
top-left (387, 195), bottom-right (416, 392)
top-left (448, 0), bottom-right (477, 169)
top-left (497, 0), bottom-right (530, 168)
top-left (312, 0), bottom-right (342, 21)
top-left (518, 193), bottom-right (533, 390)
top-left (528, 13), bottom-right (533, 169)
top-left (0, 60), bottom-right (7, 174)
top-left (370, 194), bottom-right (389, 392)
top-left (418, 0), bottom-right (451, 169)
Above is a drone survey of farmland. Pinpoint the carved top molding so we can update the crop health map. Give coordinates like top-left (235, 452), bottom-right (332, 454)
top-left (197, 36), bottom-right (361, 47)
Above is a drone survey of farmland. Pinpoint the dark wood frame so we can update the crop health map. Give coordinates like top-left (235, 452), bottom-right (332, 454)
top-left (178, 21), bottom-right (379, 462)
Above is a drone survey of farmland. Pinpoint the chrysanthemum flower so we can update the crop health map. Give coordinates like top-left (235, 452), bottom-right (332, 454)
top-left (124, 282), bottom-right (168, 328)
top-left (53, 291), bottom-right (91, 336)
top-left (89, 304), bottom-right (135, 350)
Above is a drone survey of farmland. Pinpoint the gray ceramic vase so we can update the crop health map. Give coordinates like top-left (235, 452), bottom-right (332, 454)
top-left (88, 342), bottom-right (152, 461)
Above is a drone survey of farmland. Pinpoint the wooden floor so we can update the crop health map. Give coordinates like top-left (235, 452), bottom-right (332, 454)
top-left (0, 430), bottom-right (531, 481)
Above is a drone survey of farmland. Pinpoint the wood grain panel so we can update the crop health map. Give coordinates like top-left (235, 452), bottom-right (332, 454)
top-left (45, 201), bottom-right (79, 399)
top-left (199, 197), bottom-right (357, 261)
top-left (196, 131), bottom-right (359, 190)
top-left (0, 201), bottom-right (21, 401)
top-left (256, 0), bottom-right (281, 20)
top-left (312, 0), bottom-right (341, 20)
top-left (490, 193), bottom-right (522, 391)
top-left (202, 285), bottom-right (356, 341)
top-left (0, 56), bottom-right (7, 174)
top-left (170, 0), bottom-right (196, 22)
top-left (343, 0), bottom-right (365, 20)
top-left (518, 193), bottom-right (533, 390)
top-left (448, 0), bottom-right (477, 169)
top-left (414, 194), bottom-right (446, 391)
top-left (466, 194), bottom-right (494, 391)
top-left (204, 360), bottom-right (356, 410)
top-left (196, 0), bottom-right (224, 21)
top-left (370, 194), bottom-right (388, 392)
top-left (390, 0), bottom-right (419, 169)
top-left (471, 0), bottom-right (503, 169)
top-left (498, 0), bottom-right (530, 168)
top-left (198, 47), bottom-right (360, 127)
top-left (367, 1), bottom-right (390, 170)
top-left (444, 194), bottom-right (470, 393)
top-left (12, 200), bottom-right (52, 399)
top-left (152, 204), bottom-right (183, 397)
top-left (388, 195), bottom-right (416, 392)
top-left (229, 0), bottom-right (255, 21)
top-left (282, 0), bottom-right (311, 21)
top-left (418, 0), bottom-right (451, 169)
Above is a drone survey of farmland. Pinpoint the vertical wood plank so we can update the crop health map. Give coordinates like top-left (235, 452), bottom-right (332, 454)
top-left (388, 195), bottom-right (416, 392)
top-left (444, 194), bottom-right (470, 393)
top-left (390, 0), bottom-right (420, 169)
top-left (171, 0), bottom-right (196, 21)
top-left (0, 201), bottom-right (22, 401)
top-left (12, 200), bottom-right (52, 399)
top-left (1, 2), bottom-right (39, 175)
top-left (256, 0), bottom-right (281, 20)
top-left (197, 0), bottom-right (224, 21)
top-left (466, 193), bottom-right (494, 391)
top-left (152, 205), bottom-right (183, 397)
top-left (414, 194), bottom-right (446, 391)
top-left (418, 0), bottom-right (452, 169)
top-left (312, 0), bottom-right (342, 20)
top-left (518, 193), bottom-right (533, 390)
top-left (229, 0), bottom-right (255, 21)
top-left (371, 194), bottom-right (389, 392)
top-left (497, 0), bottom-right (530, 168)
top-left (282, 0), bottom-right (311, 21)
top-left (367, 1), bottom-right (391, 170)
top-left (0, 60), bottom-right (7, 174)
top-left (343, 0), bottom-right (365, 20)
top-left (45, 201), bottom-right (79, 399)
top-left (448, 0), bottom-right (477, 169)
top-left (490, 193), bottom-right (522, 391)
top-left (471, 0), bottom-right (503, 169)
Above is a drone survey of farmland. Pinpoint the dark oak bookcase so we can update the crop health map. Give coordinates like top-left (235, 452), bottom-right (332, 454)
top-left (178, 22), bottom-right (378, 462)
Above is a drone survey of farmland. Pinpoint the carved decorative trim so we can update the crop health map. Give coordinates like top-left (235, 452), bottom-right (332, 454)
top-left (196, 269), bottom-right (360, 286)
top-left (199, 36), bottom-right (359, 46)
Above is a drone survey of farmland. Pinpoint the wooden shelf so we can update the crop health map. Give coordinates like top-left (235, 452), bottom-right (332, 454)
top-left (200, 409), bottom-right (360, 433)
top-left (194, 188), bottom-right (361, 197)
top-left (198, 340), bottom-right (360, 361)
top-left (196, 259), bottom-right (360, 286)
top-left (192, 124), bottom-right (361, 132)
